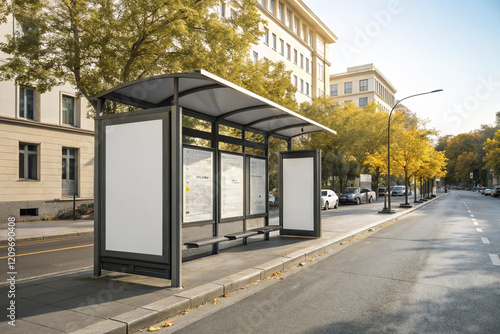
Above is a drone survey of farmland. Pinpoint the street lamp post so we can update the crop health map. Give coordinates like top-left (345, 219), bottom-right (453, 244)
top-left (379, 89), bottom-right (443, 214)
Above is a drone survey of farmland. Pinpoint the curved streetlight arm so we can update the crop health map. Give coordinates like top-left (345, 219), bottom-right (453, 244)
top-left (388, 89), bottom-right (443, 119)
top-left (380, 89), bottom-right (443, 214)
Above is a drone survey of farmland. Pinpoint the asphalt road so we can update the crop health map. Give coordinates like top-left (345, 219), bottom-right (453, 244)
top-left (2, 194), bottom-right (401, 283)
top-left (151, 191), bottom-right (500, 333)
top-left (0, 235), bottom-right (93, 283)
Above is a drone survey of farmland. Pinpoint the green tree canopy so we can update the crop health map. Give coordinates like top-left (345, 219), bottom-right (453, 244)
top-left (0, 0), bottom-right (297, 113)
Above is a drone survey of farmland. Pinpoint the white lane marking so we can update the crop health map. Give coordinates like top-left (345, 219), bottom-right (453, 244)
top-left (474, 222), bottom-right (479, 226)
top-left (470, 215), bottom-right (475, 218)
top-left (467, 210), bottom-right (472, 213)
top-left (489, 254), bottom-right (500, 266)
top-left (481, 237), bottom-right (490, 244)
top-left (476, 228), bottom-right (483, 233)
top-left (472, 218), bottom-right (477, 221)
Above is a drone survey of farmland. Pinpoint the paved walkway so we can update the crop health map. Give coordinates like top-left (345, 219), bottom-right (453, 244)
top-left (0, 220), bottom-right (93, 244)
top-left (0, 194), bottom-right (446, 333)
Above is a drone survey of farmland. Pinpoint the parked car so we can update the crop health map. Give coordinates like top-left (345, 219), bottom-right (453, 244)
top-left (492, 186), bottom-right (500, 198)
top-left (391, 186), bottom-right (406, 196)
top-left (321, 189), bottom-right (339, 210)
top-left (268, 192), bottom-right (276, 206)
top-left (484, 189), bottom-right (493, 196)
top-left (339, 187), bottom-right (376, 205)
top-left (378, 187), bottom-right (387, 197)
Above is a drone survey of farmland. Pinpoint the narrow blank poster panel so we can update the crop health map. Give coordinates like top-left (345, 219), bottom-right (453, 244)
top-left (183, 147), bottom-right (213, 223)
top-left (105, 120), bottom-right (163, 256)
top-left (250, 158), bottom-right (266, 215)
top-left (282, 157), bottom-right (314, 231)
top-left (221, 153), bottom-right (244, 219)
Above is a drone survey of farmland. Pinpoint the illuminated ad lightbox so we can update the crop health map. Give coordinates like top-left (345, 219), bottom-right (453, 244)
top-left (220, 152), bottom-right (244, 219)
top-left (105, 119), bottom-right (164, 256)
top-left (183, 147), bottom-right (214, 223)
top-left (280, 150), bottom-right (321, 237)
top-left (249, 157), bottom-right (267, 215)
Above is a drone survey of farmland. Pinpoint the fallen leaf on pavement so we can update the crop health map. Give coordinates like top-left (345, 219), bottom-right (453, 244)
top-left (148, 327), bottom-right (161, 332)
top-left (162, 321), bottom-right (173, 327)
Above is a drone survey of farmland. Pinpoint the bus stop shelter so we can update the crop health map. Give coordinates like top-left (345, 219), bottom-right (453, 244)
top-left (91, 70), bottom-right (336, 287)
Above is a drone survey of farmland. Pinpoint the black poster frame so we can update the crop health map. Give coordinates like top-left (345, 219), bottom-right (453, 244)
top-left (279, 150), bottom-right (321, 238)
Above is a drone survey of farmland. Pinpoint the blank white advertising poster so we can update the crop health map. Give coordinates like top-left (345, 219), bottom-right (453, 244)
top-left (282, 157), bottom-right (314, 231)
top-left (221, 153), bottom-right (244, 219)
top-left (249, 158), bottom-right (266, 215)
top-left (105, 120), bottom-right (163, 256)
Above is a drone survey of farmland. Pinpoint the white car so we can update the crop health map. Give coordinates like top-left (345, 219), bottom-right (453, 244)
top-left (321, 189), bottom-right (339, 210)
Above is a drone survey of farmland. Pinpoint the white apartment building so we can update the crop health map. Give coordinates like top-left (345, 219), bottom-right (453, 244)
top-left (252, 0), bottom-right (337, 104)
top-left (329, 64), bottom-right (397, 112)
top-left (0, 16), bottom-right (94, 222)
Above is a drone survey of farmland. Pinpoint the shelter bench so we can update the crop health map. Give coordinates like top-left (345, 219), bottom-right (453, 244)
top-left (184, 236), bottom-right (230, 249)
top-left (184, 225), bottom-right (282, 248)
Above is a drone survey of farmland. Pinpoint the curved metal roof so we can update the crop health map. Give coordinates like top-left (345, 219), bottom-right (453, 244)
top-left (92, 69), bottom-right (336, 139)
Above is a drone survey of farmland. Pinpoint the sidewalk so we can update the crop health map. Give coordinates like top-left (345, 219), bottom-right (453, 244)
top-left (0, 220), bottom-right (94, 245)
top-left (0, 194), bottom-right (446, 333)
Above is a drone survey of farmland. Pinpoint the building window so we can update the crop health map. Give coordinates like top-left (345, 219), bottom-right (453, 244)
top-left (217, 3), bottom-right (226, 17)
top-left (286, 9), bottom-right (292, 28)
top-left (271, 33), bottom-right (277, 50)
top-left (359, 97), bottom-right (368, 107)
top-left (345, 100), bottom-right (352, 103)
top-left (293, 75), bottom-right (298, 87)
top-left (230, 9), bottom-right (237, 19)
top-left (260, 0), bottom-right (267, 8)
top-left (19, 87), bottom-right (35, 120)
top-left (62, 95), bottom-right (75, 126)
top-left (344, 82), bottom-right (352, 94)
top-left (318, 89), bottom-right (324, 97)
top-left (19, 143), bottom-right (38, 180)
top-left (270, 0), bottom-right (275, 14)
top-left (309, 31), bottom-right (313, 47)
top-left (300, 54), bottom-right (304, 69)
top-left (279, 39), bottom-right (284, 56)
top-left (300, 79), bottom-right (304, 93)
top-left (305, 57), bottom-right (309, 73)
top-left (62, 148), bottom-right (78, 196)
top-left (286, 43), bottom-right (291, 60)
top-left (330, 84), bottom-right (338, 96)
top-left (360, 79), bottom-right (368, 92)
top-left (306, 82), bottom-right (310, 96)
top-left (317, 62), bottom-right (324, 82)
top-left (278, 2), bottom-right (284, 21)
top-left (302, 24), bottom-right (307, 41)
top-left (294, 17), bottom-right (299, 35)
top-left (263, 28), bottom-right (269, 45)
top-left (253, 51), bottom-right (258, 65)
top-left (293, 49), bottom-right (297, 64)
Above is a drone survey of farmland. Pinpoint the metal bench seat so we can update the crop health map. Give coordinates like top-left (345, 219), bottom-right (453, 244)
top-left (184, 236), bottom-right (230, 249)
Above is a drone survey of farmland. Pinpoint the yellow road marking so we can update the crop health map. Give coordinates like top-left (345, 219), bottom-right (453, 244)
top-left (0, 237), bottom-right (89, 248)
top-left (0, 244), bottom-right (93, 259)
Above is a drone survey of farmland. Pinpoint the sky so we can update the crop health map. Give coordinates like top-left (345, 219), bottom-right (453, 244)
top-left (304, 0), bottom-right (500, 136)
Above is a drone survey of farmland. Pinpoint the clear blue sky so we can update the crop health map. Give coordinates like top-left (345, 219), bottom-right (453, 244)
top-left (304, 0), bottom-right (500, 136)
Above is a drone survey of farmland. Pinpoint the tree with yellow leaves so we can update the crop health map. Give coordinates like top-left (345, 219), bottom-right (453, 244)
top-left (483, 129), bottom-right (500, 178)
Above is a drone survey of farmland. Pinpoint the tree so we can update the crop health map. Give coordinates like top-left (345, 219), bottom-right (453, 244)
top-left (0, 0), bottom-right (297, 114)
top-left (483, 129), bottom-right (500, 177)
top-left (298, 99), bottom-right (388, 192)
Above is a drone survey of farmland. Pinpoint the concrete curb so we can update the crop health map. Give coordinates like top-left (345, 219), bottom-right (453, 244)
top-left (71, 194), bottom-right (447, 333)
top-left (0, 231), bottom-right (94, 245)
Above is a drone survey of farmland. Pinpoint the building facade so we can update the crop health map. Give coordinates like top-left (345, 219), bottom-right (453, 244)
top-left (252, 0), bottom-right (337, 104)
top-left (329, 64), bottom-right (397, 112)
top-left (0, 16), bottom-right (94, 222)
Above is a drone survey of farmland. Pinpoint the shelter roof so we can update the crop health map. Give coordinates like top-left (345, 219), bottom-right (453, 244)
top-left (92, 70), bottom-right (336, 139)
